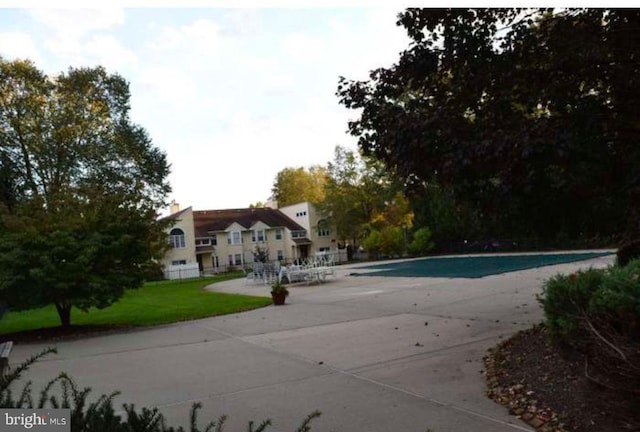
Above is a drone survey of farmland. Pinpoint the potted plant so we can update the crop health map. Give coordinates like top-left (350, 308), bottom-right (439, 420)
top-left (271, 280), bottom-right (289, 305)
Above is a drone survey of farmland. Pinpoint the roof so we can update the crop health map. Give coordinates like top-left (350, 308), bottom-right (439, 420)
top-left (192, 208), bottom-right (305, 237)
top-left (161, 206), bottom-right (192, 222)
top-left (196, 245), bottom-right (215, 254)
top-left (292, 237), bottom-right (312, 245)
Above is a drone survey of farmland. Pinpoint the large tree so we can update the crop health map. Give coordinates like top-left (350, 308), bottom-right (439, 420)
top-left (271, 165), bottom-right (327, 207)
top-left (319, 146), bottom-right (413, 246)
top-left (338, 9), bottom-right (640, 242)
top-left (0, 58), bottom-right (170, 327)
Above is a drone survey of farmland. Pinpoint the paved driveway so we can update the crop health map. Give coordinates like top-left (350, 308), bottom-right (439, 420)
top-left (11, 253), bottom-right (614, 432)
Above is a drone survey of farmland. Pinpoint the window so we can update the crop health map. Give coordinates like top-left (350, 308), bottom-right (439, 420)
top-left (277, 250), bottom-right (284, 261)
top-left (195, 238), bottom-right (211, 247)
top-left (171, 259), bottom-right (187, 265)
top-left (234, 253), bottom-right (242, 265)
top-left (169, 228), bottom-right (186, 248)
top-left (291, 230), bottom-right (307, 239)
top-left (196, 236), bottom-right (217, 246)
top-left (275, 229), bottom-right (283, 240)
top-left (295, 211), bottom-right (307, 217)
top-left (227, 231), bottom-right (242, 245)
top-left (317, 219), bottom-right (330, 237)
top-left (318, 247), bottom-right (330, 253)
top-left (251, 229), bottom-right (265, 242)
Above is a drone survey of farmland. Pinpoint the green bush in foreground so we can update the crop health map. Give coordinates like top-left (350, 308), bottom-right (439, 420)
top-left (540, 260), bottom-right (640, 344)
top-left (538, 267), bottom-right (606, 345)
top-left (539, 260), bottom-right (640, 392)
top-left (1, 349), bottom-right (320, 432)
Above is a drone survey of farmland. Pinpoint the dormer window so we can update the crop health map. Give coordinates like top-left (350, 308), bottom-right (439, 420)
top-left (169, 228), bottom-right (186, 248)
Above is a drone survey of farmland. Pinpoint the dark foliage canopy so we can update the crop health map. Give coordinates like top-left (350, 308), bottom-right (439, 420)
top-left (338, 9), bottom-right (640, 241)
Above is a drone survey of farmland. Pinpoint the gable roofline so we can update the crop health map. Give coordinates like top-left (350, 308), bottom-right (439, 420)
top-left (191, 207), bottom-right (305, 237)
top-left (160, 206), bottom-right (192, 222)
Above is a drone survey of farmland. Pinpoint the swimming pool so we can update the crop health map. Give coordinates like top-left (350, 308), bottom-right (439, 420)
top-left (350, 252), bottom-right (613, 279)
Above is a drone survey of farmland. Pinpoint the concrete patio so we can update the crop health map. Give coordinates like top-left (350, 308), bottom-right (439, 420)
top-left (10, 253), bottom-right (614, 432)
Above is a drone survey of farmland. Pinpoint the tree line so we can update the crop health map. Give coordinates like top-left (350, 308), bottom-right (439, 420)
top-left (2, 8), bottom-right (637, 328)
top-left (269, 146), bottom-right (433, 258)
top-left (336, 9), bottom-right (639, 249)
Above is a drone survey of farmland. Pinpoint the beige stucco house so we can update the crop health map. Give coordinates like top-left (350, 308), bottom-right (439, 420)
top-left (279, 202), bottom-right (338, 257)
top-left (161, 202), bottom-right (342, 276)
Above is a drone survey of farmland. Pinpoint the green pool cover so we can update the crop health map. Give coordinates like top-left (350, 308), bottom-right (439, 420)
top-left (351, 252), bottom-right (613, 279)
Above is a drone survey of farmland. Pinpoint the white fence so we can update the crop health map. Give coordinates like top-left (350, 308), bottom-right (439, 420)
top-left (164, 263), bottom-right (200, 280)
top-left (315, 250), bottom-right (348, 263)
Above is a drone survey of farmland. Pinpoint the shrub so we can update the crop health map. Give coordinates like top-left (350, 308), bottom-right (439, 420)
top-left (380, 227), bottom-right (404, 257)
top-left (408, 227), bottom-right (435, 256)
top-left (363, 230), bottom-right (383, 259)
top-left (1, 349), bottom-right (321, 432)
top-left (590, 259), bottom-right (640, 337)
top-left (539, 268), bottom-right (606, 345)
top-left (539, 260), bottom-right (640, 392)
top-left (616, 239), bottom-right (640, 266)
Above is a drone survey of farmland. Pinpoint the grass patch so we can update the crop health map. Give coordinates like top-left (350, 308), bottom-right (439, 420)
top-left (0, 272), bottom-right (271, 335)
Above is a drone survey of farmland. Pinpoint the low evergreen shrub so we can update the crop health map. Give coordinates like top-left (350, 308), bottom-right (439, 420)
top-left (538, 267), bottom-right (605, 346)
top-left (539, 260), bottom-right (640, 392)
top-left (591, 259), bottom-right (640, 338)
top-left (408, 227), bottom-right (435, 256)
top-left (616, 239), bottom-right (640, 266)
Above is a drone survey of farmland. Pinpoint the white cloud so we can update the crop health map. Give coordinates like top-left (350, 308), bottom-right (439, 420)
top-left (178, 102), bottom-right (356, 208)
top-left (5, 8), bottom-right (412, 210)
top-left (138, 9), bottom-right (410, 209)
top-left (28, 9), bottom-right (125, 38)
top-left (25, 9), bottom-right (132, 73)
top-left (136, 67), bottom-right (197, 104)
top-left (282, 32), bottom-right (328, 63)
top-left (220, 9), bottom-right (262, 37)
top-left (147, 19), bottom-right (223, 55)
top-left (0, 32), bottom-right (41, 63)
top-left (84, 35), bottom-right (137, 71)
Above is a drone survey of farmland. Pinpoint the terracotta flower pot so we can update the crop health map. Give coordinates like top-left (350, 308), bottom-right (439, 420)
top-left (271, 292), bottom-right (287, 305)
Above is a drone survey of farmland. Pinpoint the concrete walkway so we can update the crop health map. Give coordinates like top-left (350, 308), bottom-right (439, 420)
top-left (11, 253), bottom-right (614, 432)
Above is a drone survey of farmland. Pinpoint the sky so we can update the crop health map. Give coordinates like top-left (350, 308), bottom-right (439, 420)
top-left (0, 7), bottom-right (412, 212)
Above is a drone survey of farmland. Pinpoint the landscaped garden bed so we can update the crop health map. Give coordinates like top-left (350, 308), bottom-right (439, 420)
top-left (485, 258), bottom-right (640, 432)
top-left (485, 324), bottom-right (640, 432)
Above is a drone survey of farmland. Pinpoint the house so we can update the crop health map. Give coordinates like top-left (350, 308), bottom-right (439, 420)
top-left (279, 202), bottom-right (337, 257)
top-left (161, 201), bottom-right (343, 278)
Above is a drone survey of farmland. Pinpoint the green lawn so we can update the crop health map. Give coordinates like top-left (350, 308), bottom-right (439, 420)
top-left (0, 273), bottom-right (272, 335)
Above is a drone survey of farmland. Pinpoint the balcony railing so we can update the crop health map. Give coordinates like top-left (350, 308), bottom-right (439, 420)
top-left (291, 230), bottom-right (307, 239)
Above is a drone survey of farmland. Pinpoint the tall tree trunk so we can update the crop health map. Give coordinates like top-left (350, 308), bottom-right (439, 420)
top-left (55, 302), bottom-right (72, 327)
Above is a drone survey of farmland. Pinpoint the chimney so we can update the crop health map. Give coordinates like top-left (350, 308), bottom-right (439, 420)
top-left (170, 200), bottom-right (180, 214)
